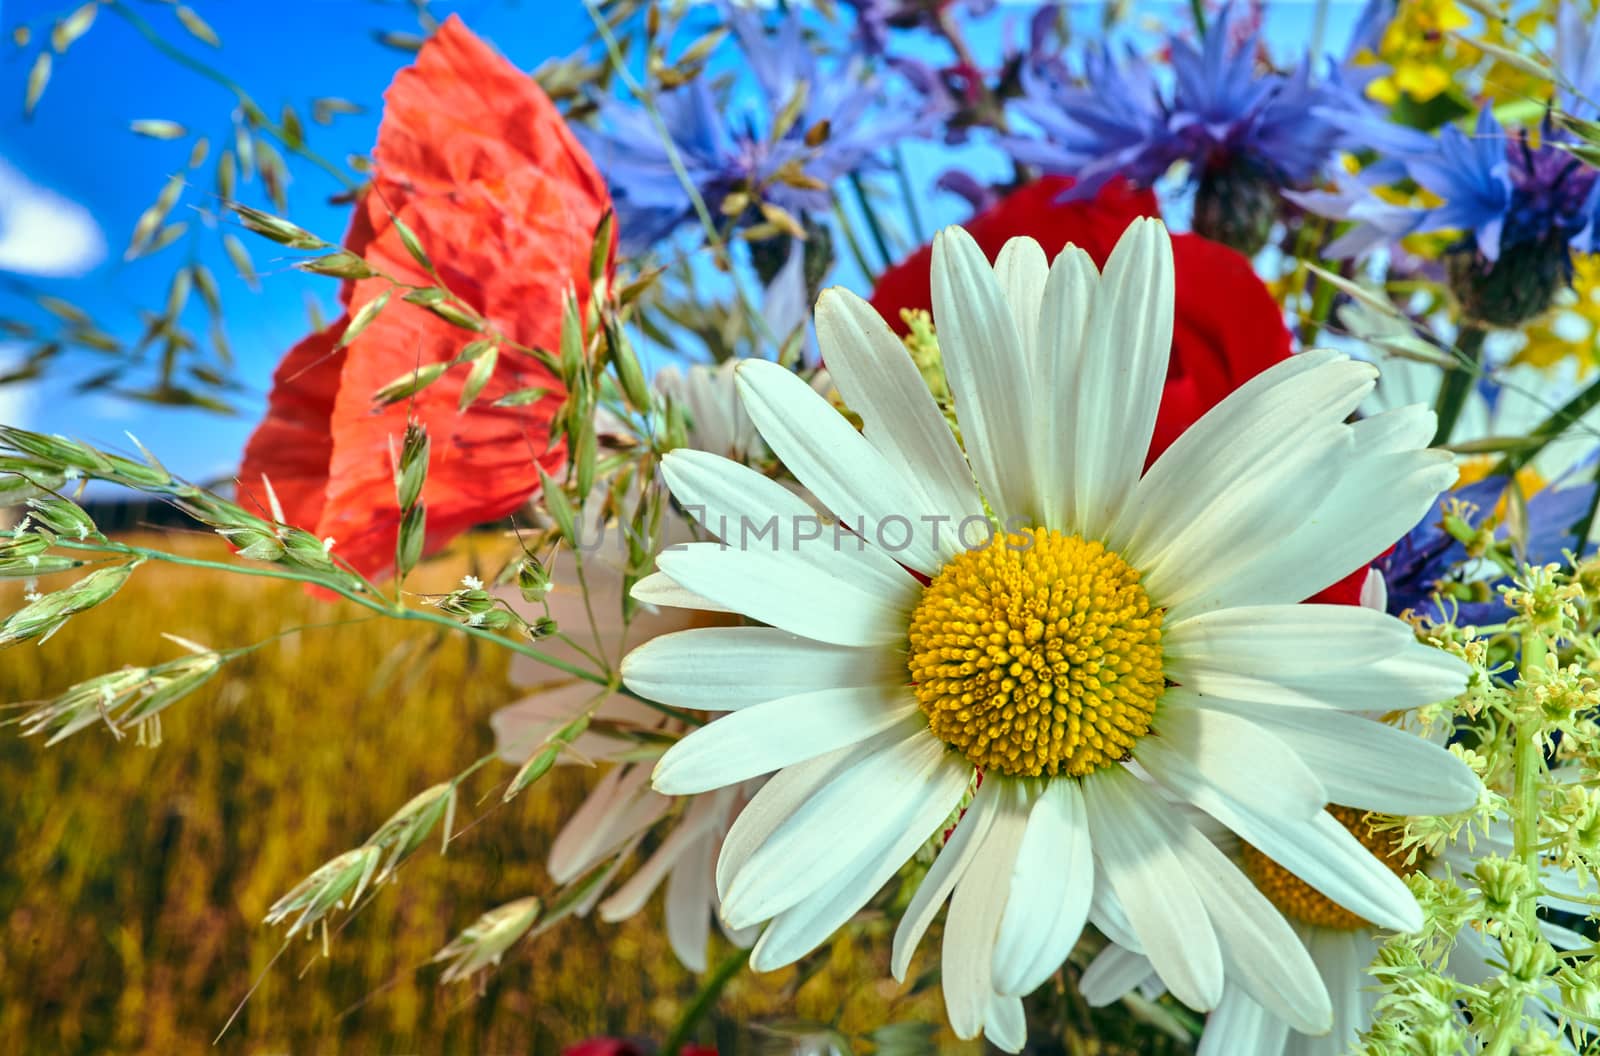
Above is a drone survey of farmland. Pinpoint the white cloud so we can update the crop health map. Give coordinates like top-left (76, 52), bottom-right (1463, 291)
top-left (0, 156), bottom-right (105, 278)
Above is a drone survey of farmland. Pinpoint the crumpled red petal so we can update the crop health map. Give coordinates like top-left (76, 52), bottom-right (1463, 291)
top-left (239, 15), bottom-right (611, 579)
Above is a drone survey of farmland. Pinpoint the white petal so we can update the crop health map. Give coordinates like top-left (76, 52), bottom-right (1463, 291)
top-left (892, 775), bottom-right (995, 981)
top-left (655, 542), bottom-right (910, 647)
top-left (1209, 803), bottom-right (1422, 933)
top-left (720, 724), bottom-right (959, 928)
top-left (1198, 988), bottom-right (1293, 1056)
top-left (994, 237), bottom-right (1049, 365)
top-left (944, 781), bottom-right (1031, 1040)
top-left (490, 682), bottom-right (632, 764)
top-left (1308, 927), bottom-right (1379, 1056)
top-left (1069, 217), bottom-right (1175, 538)
top-left (549, 765), bottom-right (669, 883)
top-left (1079, 944), bottom-right (1155, 1007)
top-left (814, 287), bottom-right (984, 549)
top-left (735, 359), bottom-right (949, 575)
top-left (749, 748), bottom-right (972, 970)
top-left (1138, 422), bottom-right (1355, 617)
top-left (1084, 765), bottom-right (1224, 1012)
top-left (662, 446), bottom-right (915, 597)
top-left (1166, 811), bottom-right (1333, 1034)
top-left (992, 779), bottom-right (1094, 996)
top-left (1205, 702), bottom-right (1482, 815)
top-left (572, 834), bottom-right (642, 917)
top-left (930, 225), bottom-right (1035, 522)
top-left (718, 739), bottom-right (886, 898)
top-left (1087, 872), bottom-right (1141, 952)
top-left (983, 992), bottom-right (1027, 1054)
top-left (622, 626), bottom-right (901, 711)
top-left (1138, 698), bottom-right (1327, 821)
top-left (630, 570), bottom-right (735, 614)
top-left (1171, 404), bottom-right (1456, 615)
top-left (664, 826), bottom-right (715, 972)
top-left (1165, 603), bottom-right (1417, 674)
top-left (1110, 351), bottom-right (1375, 599)
top-left (1170, 638), bottom-right (1470, 712)
top-left (600, 791), bottom-right (724, 923)
top-left (1359, 567), bottom-right (1388, 612)
top-left (653, 685), bottom-right (919, 795)
top-left (1036, 244), bottom-right (1098, 534)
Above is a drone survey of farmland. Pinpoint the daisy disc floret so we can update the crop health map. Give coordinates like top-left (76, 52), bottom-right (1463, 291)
top-left (907, 528), bottom-right (1165, 777)
top-left (621, 219), bottom-right (1480, 1051)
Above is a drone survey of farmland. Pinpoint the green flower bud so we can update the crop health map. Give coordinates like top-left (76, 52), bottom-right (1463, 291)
top-left (1471, 856), bottom-right (1530, 917)
top-left (517, 555), bottom-right (550, 604)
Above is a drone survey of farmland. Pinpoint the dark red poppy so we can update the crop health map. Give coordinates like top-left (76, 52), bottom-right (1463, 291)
top-left (869, 176), bottom-right (1368, 604)
top-left (238, 16), bottom-right (611, 580)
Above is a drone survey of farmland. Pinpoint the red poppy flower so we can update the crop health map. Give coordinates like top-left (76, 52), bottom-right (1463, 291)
top-left (238, 16), bottom-right (611, 580)
top-left (869, 175), bottom-right (1369, 604)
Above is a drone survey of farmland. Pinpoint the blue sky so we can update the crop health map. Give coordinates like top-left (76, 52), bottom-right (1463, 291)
top-left (0, 0), bottom-right (1363, 483)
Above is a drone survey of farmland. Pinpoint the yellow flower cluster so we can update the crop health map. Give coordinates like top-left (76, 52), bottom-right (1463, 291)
top-left (1515, 254), bottom-right (1600, 376)
top-left (1360, 0), bottom-right (1472, 105)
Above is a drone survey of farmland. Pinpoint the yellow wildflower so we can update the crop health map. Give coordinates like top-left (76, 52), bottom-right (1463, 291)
top-left (1515, 254), bottom-right (1600, 376)
top-left (1362, 0), bottom-right (1472, 105)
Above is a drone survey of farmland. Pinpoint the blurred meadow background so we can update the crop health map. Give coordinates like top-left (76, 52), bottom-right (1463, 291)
top-left (0, 534), bottom-right (934, 1052)
top-left (0, 533), bottom-right (1185, 1053)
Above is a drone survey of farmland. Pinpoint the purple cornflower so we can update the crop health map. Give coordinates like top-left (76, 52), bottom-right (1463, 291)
top-left (1295, 4), bottom-right (1600, 325)
top-left (577, 5), bottom-right (932, 259)
top-left (1005, 4), bottom-right (1364, 254)
top-left (1379, 474), bottom-right (1597, 625)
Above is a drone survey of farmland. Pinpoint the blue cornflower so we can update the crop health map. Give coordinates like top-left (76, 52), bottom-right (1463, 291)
top-left (1005, 4), bottom-right (1364, 254)
top-left (1295, 6), bottom-right (1600, 325)
top-left (1379, 474), bottom-right (1596, 625)
top-left (577, 5), bottom-right (931, 259)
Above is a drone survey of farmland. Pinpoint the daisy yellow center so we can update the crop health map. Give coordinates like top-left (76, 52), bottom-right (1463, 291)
top-left (905, 528), bottom-right (1165, 778)
top-left (1240, 807), bottom-right (1421, 931)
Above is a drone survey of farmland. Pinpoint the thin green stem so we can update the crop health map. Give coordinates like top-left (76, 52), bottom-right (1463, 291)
top-left (1189, 0), bottom-right (1209, 38)
top-left (893, 145), bottom-right (927, 246)
top-left (54, 538), bottom-right (609, 686)
top-left (662, 946), bottom-right (750, 1055)
top-left (1484, 631), bottom-right (1550, 1056)
top-left (1570, 459), bottom-right (1600, 559)
top-left (1490, 370), bottom-right (1600, 478)
top-left (552, 631), bottom-right (608, 674)
top-left (1432, 325), bottom-right (1490, 447)
top-left (849, 172), bottom-right (894, 272)
top-left (567, 543), bottom-right (613, 676)
top-left (831, 197), bottom-right (878, 283)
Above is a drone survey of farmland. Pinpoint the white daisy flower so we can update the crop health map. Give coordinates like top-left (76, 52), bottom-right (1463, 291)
top-left (619, 219), bottom-right (1482, 1048)
top-left (491, 361), bottom-right (772, 972)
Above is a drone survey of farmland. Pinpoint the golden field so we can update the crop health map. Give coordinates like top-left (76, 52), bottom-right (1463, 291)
top-left (0, 534), bottom-right (1179, 1055)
